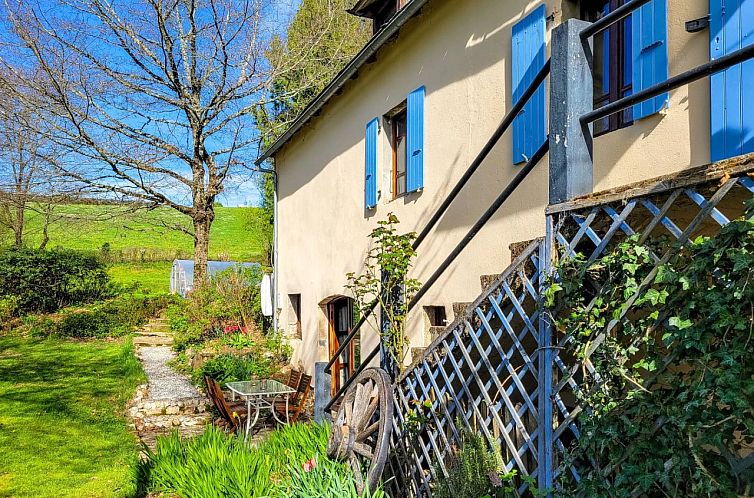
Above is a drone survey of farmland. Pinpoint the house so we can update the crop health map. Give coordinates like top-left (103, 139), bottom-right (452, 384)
top-left (256, 0), bottom-right (753, 397)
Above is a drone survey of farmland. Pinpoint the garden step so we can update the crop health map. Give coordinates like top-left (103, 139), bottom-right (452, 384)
top-left (429, 326), bottom-right (445, 341)
top-left (480, 274), bottom-right (500, 291)
top-left (142, 324), bottom-right (171, 332)
top-left (452, 302), bottom-right (471, 319)
top-left (134, 335), bottom-right (174, 346)
top-left (137, 330), bottom-right (171, 338)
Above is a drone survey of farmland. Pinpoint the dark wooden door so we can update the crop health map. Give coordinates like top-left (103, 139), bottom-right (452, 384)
top-left (328, 297), bottom-right (355, 395)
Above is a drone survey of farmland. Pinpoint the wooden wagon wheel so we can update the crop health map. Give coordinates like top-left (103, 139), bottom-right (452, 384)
top-left (327, 367), bottom-right (394, 494)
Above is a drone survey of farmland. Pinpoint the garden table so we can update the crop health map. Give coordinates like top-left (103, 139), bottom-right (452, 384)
top-left (226, 379), bottom-right (296, 438)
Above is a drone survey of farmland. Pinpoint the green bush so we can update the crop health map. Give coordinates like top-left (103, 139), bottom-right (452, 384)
top-left (136, 423), bottom-right (379, 498)
top-left (27, 294), bottom-right (175, 339)
top-left (0, 296), bottom-right (19, 328)
top-left (195, 353), bottom-right (274, 386)
top-left (432, 426), bottom-right (518, 498)
top-left (0, 247), bottom-right (113, 314)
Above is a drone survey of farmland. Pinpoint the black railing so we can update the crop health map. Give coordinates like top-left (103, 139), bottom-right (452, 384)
top-left (581, 42), bottom-right (754, 126)
top-left (323, 60), bottom-right (552, 379)
top-left (323, 63), bottom-right (552, 412)
top-left (579, 0), bottom-right (652, 39)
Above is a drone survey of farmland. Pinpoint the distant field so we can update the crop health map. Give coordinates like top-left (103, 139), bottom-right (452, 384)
top-left (22, 204), bottom-right (264, 261)
top-left (14, 204), bottom-right (266, 293)
top-left (108, 261), bottom-right (172, 294)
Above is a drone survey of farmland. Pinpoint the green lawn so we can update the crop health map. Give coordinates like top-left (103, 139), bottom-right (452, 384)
top-left (108, 262), bottom-right (172, 295)
top-left (0, 335), bottom-right (146, 497)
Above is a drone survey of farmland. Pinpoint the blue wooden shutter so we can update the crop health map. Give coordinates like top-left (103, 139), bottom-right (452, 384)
top-left (406, 86), bottom-right (425, 193)
top-left (365, 118), bottom-right (379, 209)
top-left (710, 0), bottom-right (754, 161)
top-left (511, 4), bottom-right (546, 165)
top-left (631, 0), bottom-right (669, 120)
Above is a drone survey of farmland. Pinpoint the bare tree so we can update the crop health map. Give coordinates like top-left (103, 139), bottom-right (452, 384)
top-left (0, 0), bottom-right (307, 281)
top-left (0, 79), bottom-right (51, 247)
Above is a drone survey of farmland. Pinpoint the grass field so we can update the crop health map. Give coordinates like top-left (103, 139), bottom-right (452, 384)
top-left (0, 335), bottom-right (145, 497)
top-left (108, 262), bottom-right (172, 294)
top-left (14, 204), bottom-right (267, 293)
top-left (22, 204), bottom-right (265, 261)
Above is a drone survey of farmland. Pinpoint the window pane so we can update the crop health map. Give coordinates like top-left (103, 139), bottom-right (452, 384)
top-left (621, 14), bottom-right (633, 124)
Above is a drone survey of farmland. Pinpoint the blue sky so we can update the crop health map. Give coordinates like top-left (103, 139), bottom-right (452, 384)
top-left (0, 0), bottom-right (303, 209)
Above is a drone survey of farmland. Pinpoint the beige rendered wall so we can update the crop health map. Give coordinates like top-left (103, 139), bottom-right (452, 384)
top-left (274, 0), bottom-right (713, 375)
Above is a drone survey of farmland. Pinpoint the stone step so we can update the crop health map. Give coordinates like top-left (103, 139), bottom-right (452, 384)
top-left (134, 335), bottom-right (174, 346)
top-left (480, 274), bottom-right (500, 291)
top-left (137, 330), bottom-right (171, 338)
top-left (132, 412), bottom-right (211, 432)
top-left (429, 326), bottom-right (445, 342)
top-left (142, 324), bottom-right (171, 332)
top-left (452, 302), bottom-right (471, 319)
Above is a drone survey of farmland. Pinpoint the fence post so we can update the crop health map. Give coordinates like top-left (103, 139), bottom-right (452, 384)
top-left (542, 19), bottom-right (594, 494)
top-left (314, 361), bottom-right (332, 424)
top-left (539, 219), bottom-right (556, 495)
top-left (549, 19), bottom-right (594, 205)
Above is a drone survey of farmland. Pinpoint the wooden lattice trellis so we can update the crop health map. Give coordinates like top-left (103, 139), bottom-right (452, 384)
top-left (382, 157), bottom-right (754, 497)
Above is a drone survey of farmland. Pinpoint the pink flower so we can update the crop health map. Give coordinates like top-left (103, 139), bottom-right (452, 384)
top-left (223, 325), bottom-right (240, 334)
top-left (302, 457), bottom-right (316, 472)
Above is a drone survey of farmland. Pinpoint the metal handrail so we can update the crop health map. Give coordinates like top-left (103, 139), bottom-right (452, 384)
top-left (324, 140), bottom-right (550, 412)
top-left (581, 42), bottom-right (754, 125)
top-left (323, 60), bottom-right (552, 375)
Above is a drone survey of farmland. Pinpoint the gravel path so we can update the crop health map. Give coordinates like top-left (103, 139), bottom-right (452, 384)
top-left (139, 346), bottom-right (199, 400)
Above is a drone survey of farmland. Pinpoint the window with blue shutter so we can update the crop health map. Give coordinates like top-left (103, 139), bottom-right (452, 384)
top-left (406, 86), bottom-right (425, 193)
top-left (365, 118), bottom-right (379, 209)
top-left (511, 4), bottom-right (546, 165)
top-left (710, 0), bottom-right (754, 161)
top-left (631, 0), bottom-right (669, 120)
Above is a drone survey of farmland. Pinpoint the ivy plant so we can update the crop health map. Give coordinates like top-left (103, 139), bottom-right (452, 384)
top-left (547, 201), bottom-right (754, 497)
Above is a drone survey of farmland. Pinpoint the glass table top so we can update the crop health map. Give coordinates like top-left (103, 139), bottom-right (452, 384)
top-left (225, 379), bottom-right (295, 396)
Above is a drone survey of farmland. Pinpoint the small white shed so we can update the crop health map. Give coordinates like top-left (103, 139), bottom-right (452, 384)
top-left (170, 260), bottom-right (261, 297)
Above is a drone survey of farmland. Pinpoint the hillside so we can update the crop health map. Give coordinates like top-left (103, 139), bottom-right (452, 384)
top-left (15, 204), bottom-right (267, 294)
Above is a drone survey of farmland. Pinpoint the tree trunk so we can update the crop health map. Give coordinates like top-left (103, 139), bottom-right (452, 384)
top-left (192, 207), bottom-right (214, 285)
top-left (13, 199), bottom-right (24, 246)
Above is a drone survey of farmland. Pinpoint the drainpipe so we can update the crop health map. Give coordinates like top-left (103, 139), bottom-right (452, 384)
top-left (255, 164), bottom-right (278, 334)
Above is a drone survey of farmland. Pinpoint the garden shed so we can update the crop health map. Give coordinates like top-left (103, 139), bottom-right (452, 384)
top-left (170, 260), bottom-right (261, 297)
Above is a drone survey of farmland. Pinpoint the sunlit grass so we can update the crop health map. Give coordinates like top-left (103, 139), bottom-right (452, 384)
top-left (108, 262), bottom-right (172, 295)
top-left (0, 335), bottom-right (146, 497)
top-left (21, 204), bottom-right (264, 262)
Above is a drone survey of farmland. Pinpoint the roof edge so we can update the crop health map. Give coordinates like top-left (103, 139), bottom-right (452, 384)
top-left (255, 0), bottom-right (430, 166)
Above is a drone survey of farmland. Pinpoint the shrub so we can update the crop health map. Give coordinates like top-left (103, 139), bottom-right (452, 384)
top-left (432, 426), bottom-right (518, 498)
top-left (26, 294), bottom-right (175, 339)
top-left (0, 296), bottom-right (19, 328)
top-left (136, 423), bottom-right (385, 498)
top-left (169, 265), bottom-right (268, 350)
top-left (196, 354), bottom-right (274, 386)
top-left (0, 247), bottom-right (113, 315)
